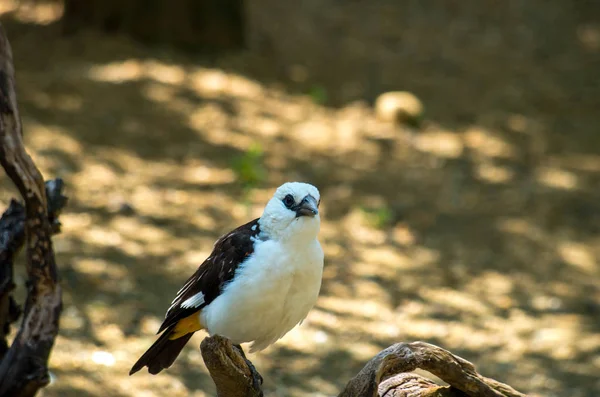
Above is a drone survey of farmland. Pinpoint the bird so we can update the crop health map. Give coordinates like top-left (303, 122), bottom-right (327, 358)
top-left (130, 182), bottom-right (324, 375)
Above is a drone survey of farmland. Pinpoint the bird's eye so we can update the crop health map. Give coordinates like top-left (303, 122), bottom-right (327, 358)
top-left (282, 194), bottom-right (295, 208)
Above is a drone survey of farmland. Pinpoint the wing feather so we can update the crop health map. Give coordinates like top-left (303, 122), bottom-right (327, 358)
top-left (157, 218), bottom-right (261, 334)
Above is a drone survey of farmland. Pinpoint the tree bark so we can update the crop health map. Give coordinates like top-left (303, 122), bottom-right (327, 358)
top-left (200, 335), bottom-right (264, 397)
top-left (378, 373), bottom-right (465, 397)
top-left (0, 23), bottom-right (65, 397)
top-left (199, 336), bottom-right (527, 397)
top-left (338, 342), bottom-right (527, 397)
top-left (0, 180), bottom-right (67, 361)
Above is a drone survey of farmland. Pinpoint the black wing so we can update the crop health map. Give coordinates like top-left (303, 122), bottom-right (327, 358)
top-left (156, 218), bottom-right (261, 334)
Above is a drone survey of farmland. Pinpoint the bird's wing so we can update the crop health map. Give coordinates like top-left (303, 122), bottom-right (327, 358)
top-left (156, 218), bottom-right (261, 334)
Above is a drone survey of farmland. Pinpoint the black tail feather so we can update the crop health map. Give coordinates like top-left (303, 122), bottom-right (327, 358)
top-left (130, 327), bottom-right (194, 375)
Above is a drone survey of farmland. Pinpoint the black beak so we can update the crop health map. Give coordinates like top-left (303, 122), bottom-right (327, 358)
top-left (294, 195), bottom-right (318, 218)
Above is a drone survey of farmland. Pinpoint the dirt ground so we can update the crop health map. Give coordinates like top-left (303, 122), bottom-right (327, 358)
top-left (0, 2), bottom-right (599, 397)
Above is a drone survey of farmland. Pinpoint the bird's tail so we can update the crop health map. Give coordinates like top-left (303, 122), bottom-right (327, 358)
top-left (129, 326), bottom-right (194, 375)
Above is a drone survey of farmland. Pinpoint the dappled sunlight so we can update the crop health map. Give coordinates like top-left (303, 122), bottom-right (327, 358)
top-left (87, 60), bottom-right (146, 84)
top-left (413, 130), bottom-right (464, 159)
top-left (189, 69), bottom-right (230, 97)
top-left (536, 166), bottom-right (579, 190)
top-left (577, 24), bottom-right (600, 52)
top-left (463, 127), bottom-right (517, 159)
top-left (358, 247), bottom-right (413, 271)
top-left (420, 288), bottom-right (492, 317)
top-left (0, 4), bottom-right (598, 397)
top-left (496, 217), bottom-right (545, 241)
top-left (84, 56), bottom-right (391, 165)
top-left (474, 162), bottom-right (515, 184)
top-left (557, 241), bottom-right (596, 274)
top-left (467, 272), bottom-right (515, 310)
top-left (0, 0), bottom-right (62, 25)
top-left (341, 210), bottom-right (387, 245)
top-left (71, 258), bottom-right (128, 280)
top-left (87, 59), bottom-right (194, 87)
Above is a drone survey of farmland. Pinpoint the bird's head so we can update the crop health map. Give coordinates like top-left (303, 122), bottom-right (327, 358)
top-left (259, 182), bottom-right (321, 242)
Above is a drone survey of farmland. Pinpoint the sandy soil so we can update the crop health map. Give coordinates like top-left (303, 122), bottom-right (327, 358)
top-left (0, 3), bottom-right (599, 397)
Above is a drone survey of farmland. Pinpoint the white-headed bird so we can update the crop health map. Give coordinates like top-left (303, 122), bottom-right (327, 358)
top-left (130, 182), bottom-right (324, 375)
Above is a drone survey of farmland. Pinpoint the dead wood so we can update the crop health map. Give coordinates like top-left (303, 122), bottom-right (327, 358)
top-left (0, 180), bottom-right (67, 361)
top-left (200, 337), bottom-right (527, 397)
top-left (338, 341), bottom-right (527, 397)
top-left (200, 335), bottom-right (264, 397)
top-left (378, 373), bottom-right (464, 397)
top-left (0, 23), bottom-right (66, 397)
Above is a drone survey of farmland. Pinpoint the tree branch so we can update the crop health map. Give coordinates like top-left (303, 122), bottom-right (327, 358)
top-left (0, 180), bottom-right (67, 361)
top-left (200, 335), bottom-right (264, 397)
top-left (0, 23), bottom-right (64, 397)
top-left (338, 342), bottom-right (527, 397)
top-left (199, 337), bottom-right (527, 397)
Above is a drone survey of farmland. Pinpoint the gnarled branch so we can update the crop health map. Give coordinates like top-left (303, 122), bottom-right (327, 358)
top-left (0, 179), bottom-right (67, 361)
top-left (199, 336), bottom-right (527, 397)
top-left (338, 341), bottom-right (527, 397)
top-left (0, 23), bottom-right (65, 397)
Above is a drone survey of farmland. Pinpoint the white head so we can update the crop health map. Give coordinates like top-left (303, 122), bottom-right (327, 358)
top-left (258, 182), bottom-right (321, 242)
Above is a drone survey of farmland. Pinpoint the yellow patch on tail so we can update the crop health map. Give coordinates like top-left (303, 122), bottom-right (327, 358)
top-left (170, 312), bottom-right (204, 340)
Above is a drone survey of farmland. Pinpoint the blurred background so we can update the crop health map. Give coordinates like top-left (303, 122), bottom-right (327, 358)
top-left (0, 0), bottom-right (599, 396)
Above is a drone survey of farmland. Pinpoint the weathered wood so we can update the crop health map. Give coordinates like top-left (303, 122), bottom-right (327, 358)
top-left (0, 180), bottom-right (67, 361)
top-left (200, 335), bottom-right (263, 397)
top-left (338, 342), bottom-right (527, 397)
top-left (378, 373), bottom-right (464, 397)
top-left (0, 23), bottom-right (64, 397)
top-left (199, 336), bottom-right (527, 397)
top-left (0, 199), bottom-right (24, 360)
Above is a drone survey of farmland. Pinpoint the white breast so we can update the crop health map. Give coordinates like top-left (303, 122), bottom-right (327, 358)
top-left (200, 238), bottom-right (324, 352)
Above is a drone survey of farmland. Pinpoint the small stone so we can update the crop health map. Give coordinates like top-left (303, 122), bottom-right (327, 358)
top-left (375, 91), bottom-right (424, 126)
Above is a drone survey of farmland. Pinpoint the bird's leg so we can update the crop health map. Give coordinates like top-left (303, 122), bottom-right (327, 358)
top-left (233, 344), bottom-right (263, 388)
top-left (233, 344), bottom-right (246, 358)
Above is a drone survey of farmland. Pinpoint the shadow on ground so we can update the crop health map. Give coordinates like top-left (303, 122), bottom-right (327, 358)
top-left (0, 3), bottom-right (599, 397)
